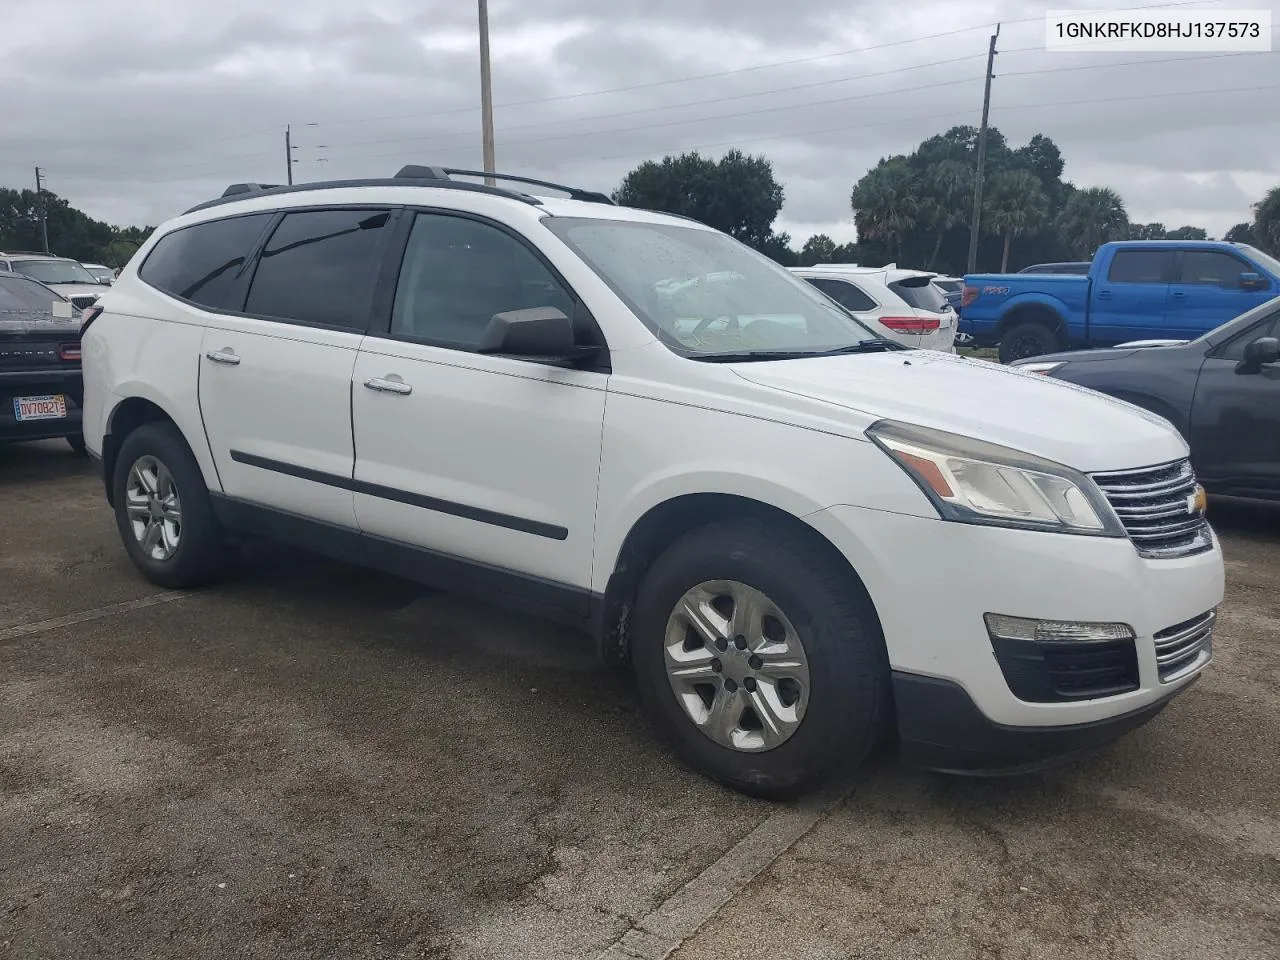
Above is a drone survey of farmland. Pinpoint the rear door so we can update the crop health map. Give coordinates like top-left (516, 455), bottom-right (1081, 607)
top-left (197, 206), bottom-right (397, 528)
top-left (1188, 308), bottom-right (1280, 495)
top-left (1166, 249), bottom-right (1276, 339)
top-left (1089, 248), bottom-right (1174, 343)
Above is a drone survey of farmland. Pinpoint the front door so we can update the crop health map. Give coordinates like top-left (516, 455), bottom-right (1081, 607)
top-left (1165, 249), bottom-right (1276, 340)
top-left (350, 210), bottom-right (608, 607)
top-left (1188, 309), bottom-right (1280, 496)
top-left (198, 207), bottom-right (397, 528)
top-left (1089, 248), bottom-right (1174, 344)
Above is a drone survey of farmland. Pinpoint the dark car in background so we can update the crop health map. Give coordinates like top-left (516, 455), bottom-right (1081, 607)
top-left (0, 273), bottom-right (85, 454)
top-left (1011, 297), bottom-right (1280, 501)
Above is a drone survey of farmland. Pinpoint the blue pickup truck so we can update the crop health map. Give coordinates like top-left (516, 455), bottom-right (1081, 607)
top-left (960, 240), bottom-right (1280, 362)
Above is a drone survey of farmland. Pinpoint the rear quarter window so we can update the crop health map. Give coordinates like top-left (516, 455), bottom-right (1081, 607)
top-left (139, 213), bottom-right (275, 309)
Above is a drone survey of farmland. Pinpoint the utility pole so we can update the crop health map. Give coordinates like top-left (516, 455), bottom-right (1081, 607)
top-left (33, 165), bottom-right (50, 253)
top-left (478, 0), bottom-right (496, 185)
top-left (285, 125), bottom-right (294, 185)
top-left (966, 23), bottom-right (1000, 275)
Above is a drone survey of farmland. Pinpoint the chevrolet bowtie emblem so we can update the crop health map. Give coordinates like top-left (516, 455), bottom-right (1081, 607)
top-left (1187, 485), bottom-right (1207, 517)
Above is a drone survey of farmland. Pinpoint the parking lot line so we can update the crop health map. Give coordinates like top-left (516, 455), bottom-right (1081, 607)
top-left (0, 592), bottom-right (188, 643)
top-left (594, 781), bottom-right (853, 959)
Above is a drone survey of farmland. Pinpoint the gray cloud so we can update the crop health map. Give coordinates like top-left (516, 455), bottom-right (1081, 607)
top-left (2, 0), bottom-right (1276, 239)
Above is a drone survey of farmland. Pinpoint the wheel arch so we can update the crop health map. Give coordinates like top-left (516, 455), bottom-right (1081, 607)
top-left (996, 302), bottom-right (1068, 343)
top-left (592, 492), bottom-right (884, 668)
top-left (102, 391), bottom-right (213, 505)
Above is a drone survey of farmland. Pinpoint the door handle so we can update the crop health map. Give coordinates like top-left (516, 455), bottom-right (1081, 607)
top-left (205, 349), bottom-right (240, 365)
top-left (363, 376), bottom-right (412, 395)
top-left (1097, 290), bottom-right (1112, 300)
top-left (1171, 291), bottom-right (1187, 299)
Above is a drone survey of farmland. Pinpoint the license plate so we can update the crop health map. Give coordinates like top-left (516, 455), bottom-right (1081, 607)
top-left (13, 394), bottom-right (67, 421)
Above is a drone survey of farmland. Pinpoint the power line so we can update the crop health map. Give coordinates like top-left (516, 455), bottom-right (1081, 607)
top-left (293, 0), bottom-right (1234, 130)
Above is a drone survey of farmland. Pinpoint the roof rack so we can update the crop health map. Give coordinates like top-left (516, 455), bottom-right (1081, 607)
top-left (188, 166), bottom-right (613, 216)
top-left (0, 250), bottom-right (60, 257)
top-left (400, 166), bottom-right (614, 205)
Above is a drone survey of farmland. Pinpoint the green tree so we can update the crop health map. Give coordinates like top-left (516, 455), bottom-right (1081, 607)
top-left (799, 233), bottom-right (837, 266)
top-left (1057, 187), bottom-right (1129, 258)
top-left (1165, 225), bottom-right (1208, 240)
top-left (1225, 221), bottom-right (1259, 245)
top-left (984, 170), bottom-right (1049, 272)
top-left (918, 159), bottom-right (973, 269)
top-left (0, 187), bottom-right (152, 266)
top-left (850, 158), bottom-right (919, 263)
top-left (1129, 222), bottom-right (1166, 240)
top-left (614, 149), bottom-right (785, 252)
top-left (1251, 186), bottom-right (1280, 254)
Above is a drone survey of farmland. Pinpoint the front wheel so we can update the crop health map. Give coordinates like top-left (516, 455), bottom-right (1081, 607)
top-left (632, 519), bottom-right (890, 799)
top-left (998, 320), bottom-right (1060, 363)
top-left (111, 422), bottom-right (228, 588)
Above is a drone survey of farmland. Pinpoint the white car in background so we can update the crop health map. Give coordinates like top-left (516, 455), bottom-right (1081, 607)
top-left (82, 263), bottom-right (116, 285)
top-left (789, 265), bottom-right (956, 353)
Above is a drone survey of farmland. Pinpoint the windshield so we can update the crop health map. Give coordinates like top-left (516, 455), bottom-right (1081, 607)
top-left (1237, 244), bottom-right (1280, 277)
top-left (0, 274), bottom-right (70, 311)
top-left (12, 259), bottom-right (97, 285)
top-left (543, 218), bottom-right (881, 359)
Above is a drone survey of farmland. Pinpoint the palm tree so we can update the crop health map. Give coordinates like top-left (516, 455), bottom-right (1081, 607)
top-left (1057, 187), bottom-right (1129, 259)
top-left (983, 170), bottom-right (1049, 271)
top-left (1252, 185), bottom-right (1280, 256)
top-left (850, 160), bottom-right (919, 263)
top-left (919, 159), bottom-right (973, 269)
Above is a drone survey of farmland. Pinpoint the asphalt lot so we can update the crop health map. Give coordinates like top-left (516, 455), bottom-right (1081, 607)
top-left (2, 439), bottom-right (1278, 959)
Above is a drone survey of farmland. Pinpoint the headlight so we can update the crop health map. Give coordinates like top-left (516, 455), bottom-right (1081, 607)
top-left (867, 420), bottom-right (1125, 536)
top-left (1015, 361), bottom-right (1065, 376)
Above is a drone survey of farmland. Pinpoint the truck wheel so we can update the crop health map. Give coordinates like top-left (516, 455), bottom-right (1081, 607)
top-left (999, 320), bottom-right (1060, 363)
top-left (631, 518), bottom-right (890, 799)
top-left (111, 422), bottom-right (228, 589)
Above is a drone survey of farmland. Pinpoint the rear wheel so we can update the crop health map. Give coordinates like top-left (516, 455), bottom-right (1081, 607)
top-left (632, 519), bottom-right (889, 798)
top-left (111, 422), bottom-right (228, 588)
top-left (998, 320), bottom-right (1060, 363)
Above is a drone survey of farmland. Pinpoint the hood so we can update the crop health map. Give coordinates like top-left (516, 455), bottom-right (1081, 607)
top-left (44, 282), bottom-right (104, 299)
top-left (1112, 338), bottom-right (1190, 349)
top-left (731, 350), bottom-right (1188, 473)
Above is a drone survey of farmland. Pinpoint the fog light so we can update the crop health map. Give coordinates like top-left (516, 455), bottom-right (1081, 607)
top-left (984, 613), bottom-right (1135, 643)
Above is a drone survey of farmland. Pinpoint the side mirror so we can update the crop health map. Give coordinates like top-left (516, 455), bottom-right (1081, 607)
top-left (1238, 335), bottom-right (1280, 373)
top-left (1239, 272), bottom-right (1266, 291)
top-left (476, 307), bottom-right (598, 364)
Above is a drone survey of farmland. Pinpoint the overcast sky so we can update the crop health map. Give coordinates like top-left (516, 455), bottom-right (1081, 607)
top-left (1, 0), bottom-right (1276, 244)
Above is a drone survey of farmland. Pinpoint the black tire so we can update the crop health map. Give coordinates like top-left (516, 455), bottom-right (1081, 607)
top-left (631, 518), bottom-right (890, 799)
top-left (998, 320), bottom-right (1060, 363)
top-left (111, 421), bottom-right (227, 588)
top-left (66, 433), bottom-right (87, 456)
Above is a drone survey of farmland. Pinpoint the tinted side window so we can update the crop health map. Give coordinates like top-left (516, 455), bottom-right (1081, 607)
top-left (805, 277), bottom-right (877, 313)
top-left (890, 279), bottom-right (948, 312)
top-left (1218, 312), bottom-right (1280, 360)
top-left (138, 214), bottom-right (272, 308)
top-left (1107, 250), bottom-right (1174, 283)
top-left (1179, 251), bottom-right (1248, 286)
top-left (389, 213), bottom-right (575, 349)
top-left (244, 208), bottom-right (392, 328)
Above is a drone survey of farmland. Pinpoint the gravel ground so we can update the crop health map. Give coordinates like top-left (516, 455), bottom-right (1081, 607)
top-left (2, 439), bottom-right (1277, 959)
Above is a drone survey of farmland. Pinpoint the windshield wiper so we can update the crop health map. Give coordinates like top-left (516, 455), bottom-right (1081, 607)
top-left (688, 339), bottom-right (908, 363)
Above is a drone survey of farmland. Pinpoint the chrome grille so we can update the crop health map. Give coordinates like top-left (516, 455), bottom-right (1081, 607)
top-left (1153, 610), bottom-right (1214, 682)
top-left (1090, 459), bottom-right (1212, 559)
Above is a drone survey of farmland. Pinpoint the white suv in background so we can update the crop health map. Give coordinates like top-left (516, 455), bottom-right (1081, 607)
top-left (81, 167), bottom-right (1224, 798)
top-left (790, 265), bottom-right (956, 352)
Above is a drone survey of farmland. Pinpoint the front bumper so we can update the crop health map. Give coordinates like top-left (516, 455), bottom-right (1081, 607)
top-left (805, 503), bottom-right (1225, 736)
top-left (893, 670), bottom-right (1193, 774)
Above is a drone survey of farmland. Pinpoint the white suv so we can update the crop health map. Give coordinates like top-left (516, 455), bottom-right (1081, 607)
top-left (789, 265), bottom-right (956, 352)
top-left (80, 167), bottom-right (1225, 797)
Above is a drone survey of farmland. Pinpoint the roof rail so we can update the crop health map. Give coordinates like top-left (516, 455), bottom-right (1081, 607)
top-left (187, 175), bottom-right (544, 215)
top-left (221, 183), bottom-right (282, 198)
top-left (0, 250), bottom-right (59, 257)
top-left (396, 166), bottom-right (615, 205)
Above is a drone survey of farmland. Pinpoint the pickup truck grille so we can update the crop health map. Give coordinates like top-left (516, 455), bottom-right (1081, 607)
top-left (1153, 610), bottom-right (1214, 682)
top-left (1090, 459), bottom-right (1213, 560)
